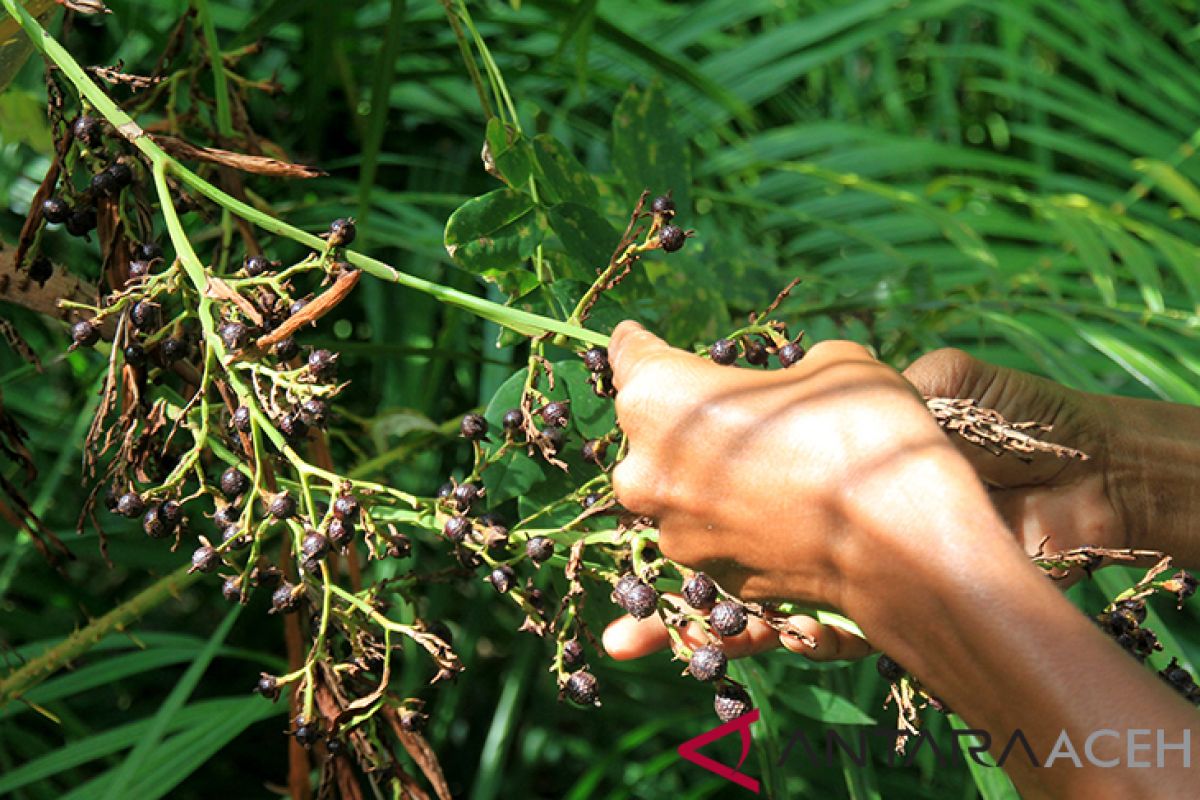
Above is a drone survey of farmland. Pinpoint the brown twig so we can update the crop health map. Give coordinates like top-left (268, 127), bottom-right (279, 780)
top-left (926, 396), bottom-right (1088, 462)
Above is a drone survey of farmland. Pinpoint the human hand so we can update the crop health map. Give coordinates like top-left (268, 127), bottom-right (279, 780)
top-left (602, 322), bottom-right (1011, 661)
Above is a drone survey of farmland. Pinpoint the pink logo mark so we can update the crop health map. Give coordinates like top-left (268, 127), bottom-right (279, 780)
top-left (676, 709), bottom-right (762, 794)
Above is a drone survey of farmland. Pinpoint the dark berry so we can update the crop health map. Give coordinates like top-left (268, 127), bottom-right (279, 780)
top-left (127, 260), bottom-right (152, 281)
top-left (27, 255), bottom-right (52, 286)
top-left (1117, 599), bottom-right (1147, 625)
top-left (161, 337), bottom-right (187, 362)
top-left (41, 197), bottom-right (69, 223)
top-left (745, 339), bottom-right (769, 367)
top-left (294, 721), bottom-right (319, 748)
top-left (688, 645), bottom-right (728, 682)
top-left (302, 532), bottom-right (330, 560)
top-left (160, 500), bottom-right (183, 527)
top-left (502, 408), bottom-right (524, 435)
top-left (617, 581), bottom-right (658, 620)
top-left (539, 426), bottom-right (566, 454)
top-left (222, 577), bottom-right (242, 602)
top-left (659, 224), bottom-right (686, 253)
top-left (123, 344), bottom-right (147, 367)
top-left (582, 347), bottom-right (610, 373)
top-left (489, 565), bottom-right (516, 594)
top-left (220, 466), bottom-right (249, 499)
top-left (709, 601), bottom-right (748, 637)
top-left (289, 299), bottom-right (308, 318)
top-left (525, 536), bottom-right (554, 564)
top-left (214, 503), bottom-right (240, 527)
top-left (327, 518), bottom-right (354, 548)
top-left (91, 169), bottom-right (118, 197)
top-left (71, 319), bottom-right (101, 347)
top-left (272, 582), bottom-right (300, 614)
top-left (327, 218), bottom-right (356, 247)
top-left (460, 413), bottom-right (489, 440)
top-left (232, 406), bottom-right (252, 433)
top-left (581, 493), bottom-right (603, 509)
top-left (300, 399), bottom-right (328, 428)
top-left (130, 301), bottom-right (160, 331)
top-left (190, 545), bottom-right (220, 573)
top-left (109, 162), bottom-right (134, 188)
top-left (876, 654), bottom-right (905, 682)
top-left (244, 255), bottom-right (271, 277)
top-left (709, 339), bottom-right (737, 366)
top-left (386, 533), bottom-right (411, 558)
top-left (682, 573), bottom-right (718, 612)
top-left (436, 482), bottom-right (455, 500)
top-left (219, 320), bottom-right (249, 351)
top-left (565, 670), bottom-right (599, 706)
top-left (222, 524), bottom-right (249, 550)
top-left (562, 639), bottom-right (585, 668)
top-left (453, 483), bottom-right (479, 512)
top-left (651, 195), bottom-right (676, 215)
top-left (714, 683), bottom-right (753, 722)
top-left (1107, 606), bottom-right (1140, 635)
top-left (581, 439), bottom-right (608, 466)
top-left (254, 674), bottom-right (279, 699)
top-left (307, 349), bottom-right (339, 381)
top-left (269, 492), bottom-right (297, 520)
top-left (333, 494), bottom-right (360, 521)
top-left (142, 505), bottom-right (171, 538)
top-left (65, 208), bottom-right (97, 237)
top-left (614, 573), bottom-right (641, 601)
top-left (540, 401), bottom-right (570, 428)
top-left (443, 516), bottom-right (470, 543)
top-left (115, 491), bottom-right (145, 518)
top-left (135, 242), bottom-right (163, 261)
top-left (279, 413), bottom-right (308, 442)
top-left (272, 337), bottom-right (299, 361)
top-left (777, 342), bottom-right (805, 368)
top-left (72, 115), bottom-right (102, 146)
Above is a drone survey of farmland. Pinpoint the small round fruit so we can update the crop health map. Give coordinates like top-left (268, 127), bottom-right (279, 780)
top-left (581, 439), bottom-right (608, 466)
top-left (618, 581), bottom-right (658, 620)
top-left (222, 577), bottom-right (242, 602)
top-left (745, 339), bottom-right (769, 367)
top-left (540, 401), bottom-right (569, 428)
top-left (709, 338), bottom-right (737, 366)
top-left (565, 670), bottom-right (599, 706)
top-left (41, 197), bottom-right (69, 223)
top-left (436, 482), bottom-right (455, 500)
top-left (777, 342), bottom-right (805, 368)
top-left (709, 601), bottom-right (748, 637)
top-left (443, 515), bottom-right (470, 543)
top-left (269, 492), bottom-right (297, 520)
top-left (658, 224), bottom-right (686, 253)
top-left (682, 572), bottom-right (718, 611)
top-left (327, 517), bottom-right (354, 548)
top-left (272, 337), bottom-right (299, 361)
top-left (278, 413), bottom-right (308, 442)
top-left (302, 531), bottom-right (330, 560)
top-left (220, 466), bottom-right (249, 499)
top-left (142, 504), bottom-right (170, 538)
top-left (333, 494), bottom-right (360, 521)
top-left (489, 565), bottom-right (516, 594)
top-left (399, 709), bottom-right (427, 732)
top-left (109, 162), bottom-right (134, 188)
top-left (453, 483), bottom-right (479, 511)
top-left (525, 536), bottom-right (554, 564)
top-left (386, 533), bottom-right (411, 558)
top-left (876, 654), bottom-right (905, 682)
top-left (562, 638), bottom-right (585, 668)
top-left (244, 255), bottom-right (271, 276)
top-left (460, 413), bottom-right (488, 440)
top-left (294, 720), bottom-right (319, 748)
top-left (127, 260), bottom-right (152, 281)
top-left (123, 344), bottom-right (147, 367)
top-left (219, 320), bottom-right (249, 350)
top-left (160, 500), bottom-right (183, 528)
top-left (135, 242), bottom-right (163, 261)
top-left (160, 337), bottom-right (188, 362)
top-left (254, 674), bottom-right (278, 698)
top-left (72, 114), bottom-right (102, 146)
top-left (714, 683), bottom-right (753, 722)
top-left (327, 218), bottom-right (356, 247)
top-left (71, 319), bottom-right (100, 347)
top-left (582, 347), bottom-right (610, 373)
top-left (232, 406), bottom-right (252, 433)
top-left (91, 169), bottom-right (118, 197)
top-left (130, 300), bottom-right (159, 331)
top-left (651, 194), bottom-right (676, 215)
top-left (28, 256), bottom-right (52, 285)
top-left (307, 349), bottom-right (339, 381)
top-left (190, 545), bottom-right (221, 573)
top-left (115, 491), bottom-right (145, 518)
top-left (272, 582), bottom-right (300, 614)
top-left (214, 503), bottom-right (240, 527)
top-left (502, 408), bottom-right (524, 435)
top-left (222, 524), bottom-right (249, 550)
top-left (65, 208), bottom-right (97, 237)
top-left (688, 645), bottom-right (728, 682)
top-left (299, 399), bottom-right (328, 427)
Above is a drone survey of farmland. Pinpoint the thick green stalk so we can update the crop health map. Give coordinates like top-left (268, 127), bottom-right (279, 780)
top-left (192, 0), bottom-right (233, 138)
top-left (0, 0), bottom-right (608, 347)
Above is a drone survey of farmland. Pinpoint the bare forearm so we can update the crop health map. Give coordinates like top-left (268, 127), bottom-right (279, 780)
top-left (853, 524), bottom-right (1199, 798)
top-left (1107, 394), bottom-right (1200, 568)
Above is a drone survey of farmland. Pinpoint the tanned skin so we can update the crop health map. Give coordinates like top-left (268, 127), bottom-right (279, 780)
top-left (601, 321), bottom-right (1199, 799)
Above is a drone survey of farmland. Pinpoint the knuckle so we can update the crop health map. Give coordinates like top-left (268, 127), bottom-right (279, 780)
top-left (806, 339), bottom-right (872, 364)
top-left (611, 457), bottom-right (656, 514)
top-left (903, 347), bottom-right (975, 396)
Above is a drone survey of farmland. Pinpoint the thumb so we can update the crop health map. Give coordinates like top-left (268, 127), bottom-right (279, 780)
top-left (609, 320), bottom-right (671, 391)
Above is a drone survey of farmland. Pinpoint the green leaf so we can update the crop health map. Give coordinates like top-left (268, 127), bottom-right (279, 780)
top-left (482, 368), bottom-right (546, 504)
top-left (612, 78), bottom-right (693, 213)
top-left (560, 360), bottom-right (615, 439)
top-left (444, 188), bottom-right (542, 272)
top-left (485, 117), bottom-right (534, 189)
top-left (774, 682), bottom-right (877, 725)
top-left (547, 202), bottom-right (621, 277)
top-left (948, 715), bottom-right (1020, 800)
top-left (531, 135), bottom-right (598, 207)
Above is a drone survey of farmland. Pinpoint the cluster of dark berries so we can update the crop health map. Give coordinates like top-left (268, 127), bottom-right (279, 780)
top-left (650, 194), bottom-right (690, 253)
top-left (876, 654), bottom-right (906, 683)
top-left (1096, 599), bottom-right (1161, 662)
top-left (1158, 658), bottom-right (1200, 705)
top-left (706, 333), bottom-right (804, 368)
top-left (38, 115), bottom-right (138, 245)
top-left (581, 345), bottom-right (615, 398)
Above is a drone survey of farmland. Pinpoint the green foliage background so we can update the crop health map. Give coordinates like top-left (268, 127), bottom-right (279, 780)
top-left (2, 0), bottom-right (1200, 797)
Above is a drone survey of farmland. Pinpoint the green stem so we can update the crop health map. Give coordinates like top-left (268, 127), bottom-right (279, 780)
top-left (192, 0), bottom-right (233, 139)
top-left (1, 0), bottom-right (607, 347)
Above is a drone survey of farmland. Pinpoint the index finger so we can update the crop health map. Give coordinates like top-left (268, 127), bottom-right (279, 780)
top-left (609, 320), bottom-right (670, 391)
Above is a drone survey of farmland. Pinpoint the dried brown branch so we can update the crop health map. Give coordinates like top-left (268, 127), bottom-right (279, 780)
top-left (255, 268), bottom-right (361, 350)
top-left (153, 135), bottom-right (326, 178)
top-left (926, 396), bottom-right (1088, 462)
